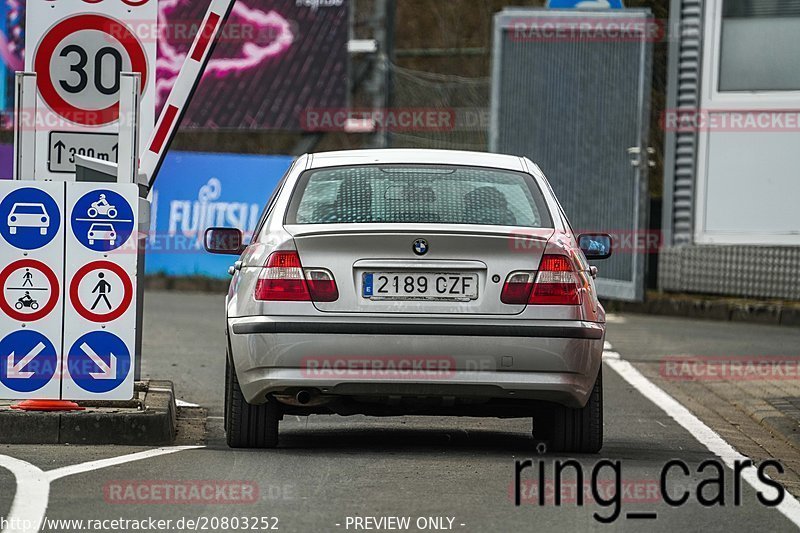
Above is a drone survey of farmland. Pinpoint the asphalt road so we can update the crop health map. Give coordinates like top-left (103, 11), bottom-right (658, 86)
top-left (0, 291), bottom-right (798, 533)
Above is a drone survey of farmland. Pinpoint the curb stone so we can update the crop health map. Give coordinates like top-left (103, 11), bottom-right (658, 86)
top-left (0, 380), bottom-right (177, 445)
top-left (603, 291), bottom-right (800, 328)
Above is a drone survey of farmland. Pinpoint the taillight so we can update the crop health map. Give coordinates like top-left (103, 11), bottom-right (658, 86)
top-left (304, 269), bottom-right (339, 302)
top-left (255, 251), bottom-right (309, 301)
top-left (500, 272), bottom-right (535, 304)
top-left (501, 254), bottom-right (581, 306)
top-left (529, 254), bottom-right (581, 305)
top-left (254, 252), bottom-right (339, 302)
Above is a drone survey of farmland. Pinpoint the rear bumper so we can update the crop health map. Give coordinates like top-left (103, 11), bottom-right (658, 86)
top-left (228, 316), bottom-right (605, 409)
top-left (231, 320), bottom-right (603, 339)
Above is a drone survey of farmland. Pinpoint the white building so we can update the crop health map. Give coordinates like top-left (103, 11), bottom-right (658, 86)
top-left (661, 0), bottom-right (800, 300)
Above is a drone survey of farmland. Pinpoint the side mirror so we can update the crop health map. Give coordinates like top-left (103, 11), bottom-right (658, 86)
top-left (578, 234), bottom-right (612, 260)
top-left (204, 227), bottom-right (245, 255)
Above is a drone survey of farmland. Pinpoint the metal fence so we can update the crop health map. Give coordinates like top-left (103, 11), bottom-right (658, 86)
top-left (490, 9), bottom-right (654, 301)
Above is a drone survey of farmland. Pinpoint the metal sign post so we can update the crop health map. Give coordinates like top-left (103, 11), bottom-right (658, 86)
top-left (13, 73), bottom-right (37, 181)
top-left (118, 73), bottom-right (142, 185)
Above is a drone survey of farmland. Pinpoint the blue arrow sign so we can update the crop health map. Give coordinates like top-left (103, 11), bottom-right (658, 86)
top-left (67, 331), bottom-right (131, 394)
top-left (71, 189), bottom-right (135, 252)
top-left (0, 330), bottom-right (59, 393)
top-left (0, 188), bottom-right (61, 250)
top-left (547, 0), bottom-right (625, 8)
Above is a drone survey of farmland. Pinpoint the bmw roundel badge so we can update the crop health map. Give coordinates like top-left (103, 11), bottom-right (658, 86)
top-left (413, 239), bottom-right (429, 256)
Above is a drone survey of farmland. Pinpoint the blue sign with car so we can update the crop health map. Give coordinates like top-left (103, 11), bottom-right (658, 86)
top-left (146, 151), bottom-right (293, 279)
top-left (0, 187), bottom-right (61, 250)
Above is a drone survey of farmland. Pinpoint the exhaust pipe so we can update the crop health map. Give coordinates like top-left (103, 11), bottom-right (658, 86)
top-left (295, 390), bottom-right (312, 405)
top-left (274, 389), bottom-right (329, 407)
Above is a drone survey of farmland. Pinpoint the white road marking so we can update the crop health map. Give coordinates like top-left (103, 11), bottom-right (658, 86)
top-left (0, 456), bottom-right (49, 533)
top-left (605, 314), bottom-right (627, 324)
top-left (604, 344), bottom-right (800, 528)
top-left (0, 446), bottom-right (201, 533)
top-left (45, 446), bottom-right (202, 481)
top-left (175, 399), bottom-right (200, 408)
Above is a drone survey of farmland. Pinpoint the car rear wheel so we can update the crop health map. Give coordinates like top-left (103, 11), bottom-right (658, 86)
top-left (225, 354), bottom-right (280, 449)
top-left (532, 369), bottom-right (603, 454)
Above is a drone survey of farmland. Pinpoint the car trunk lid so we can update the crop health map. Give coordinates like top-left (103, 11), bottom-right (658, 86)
top-left (285, 224), bottom-right (553, 314)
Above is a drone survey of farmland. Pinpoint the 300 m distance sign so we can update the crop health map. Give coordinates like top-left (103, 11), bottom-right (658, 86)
top-left (33, 14), bottom-right (149, 126)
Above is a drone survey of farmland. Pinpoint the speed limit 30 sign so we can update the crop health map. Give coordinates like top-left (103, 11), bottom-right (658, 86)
top-left (34, 14), bottom-right (149, 126)
top-left (25, 0), bottom-right (157, 178)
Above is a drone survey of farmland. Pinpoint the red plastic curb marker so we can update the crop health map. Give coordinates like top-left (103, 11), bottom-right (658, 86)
top-left (10, 400), bottom-right (85, 412)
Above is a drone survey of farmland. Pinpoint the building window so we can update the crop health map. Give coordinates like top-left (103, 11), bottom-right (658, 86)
top-left (719, 0), bottom-right (800, 91)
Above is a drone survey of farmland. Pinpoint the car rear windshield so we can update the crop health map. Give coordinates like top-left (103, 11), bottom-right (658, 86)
top-left (285, 165), bottom-right (552, 227)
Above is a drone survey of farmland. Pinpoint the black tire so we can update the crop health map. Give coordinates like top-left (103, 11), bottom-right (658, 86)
top-left (225, 355), bottom-right (280, 448)
top-left (532, 369), bottom-right (603, 454)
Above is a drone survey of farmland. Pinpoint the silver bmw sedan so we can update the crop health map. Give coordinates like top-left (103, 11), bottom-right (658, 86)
top-left (205, 149), bottom-right (612, 452)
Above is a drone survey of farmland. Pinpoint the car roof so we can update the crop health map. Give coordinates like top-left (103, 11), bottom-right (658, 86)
top-left (307, 149), bottom-right (527, 172)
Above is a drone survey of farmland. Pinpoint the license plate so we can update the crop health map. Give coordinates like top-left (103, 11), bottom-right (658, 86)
top-left (363, 273), bottom-right (479, 301)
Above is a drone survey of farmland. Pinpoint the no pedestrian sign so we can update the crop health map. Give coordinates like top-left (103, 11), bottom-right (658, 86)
top-left (70, 261), bottom-right (134, 323)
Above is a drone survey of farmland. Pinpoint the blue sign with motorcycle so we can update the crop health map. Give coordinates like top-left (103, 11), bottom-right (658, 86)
top-left (71, 189), bottom-right (135, 252)
top-left (0, 187), bottom-right (61, 250)
top-left (0, 330), bottom-right (59, 393)
top-left (67, 331), bottom-right (131, 394)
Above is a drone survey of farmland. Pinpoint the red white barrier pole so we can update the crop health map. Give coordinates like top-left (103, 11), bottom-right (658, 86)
top-left (140, 0), bottom-right (236, 191)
